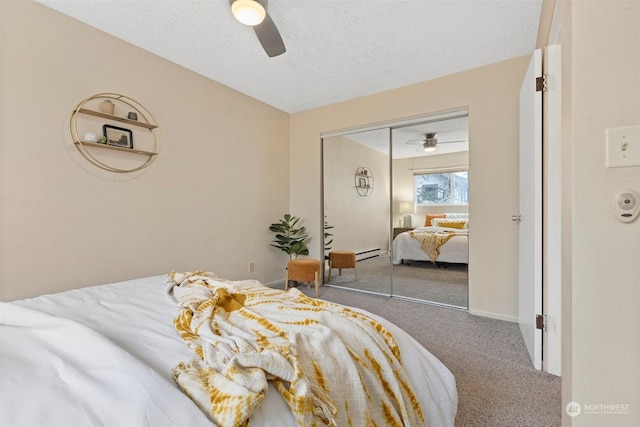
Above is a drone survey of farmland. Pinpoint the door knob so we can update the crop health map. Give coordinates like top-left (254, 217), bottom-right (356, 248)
top-left (512, 215), bottom-right (522, 222)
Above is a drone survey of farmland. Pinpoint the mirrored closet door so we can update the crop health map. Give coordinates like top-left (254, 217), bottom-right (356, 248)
top-left (390, 114), bottom-right (469, 308)
top-left (322, 109), bottom-right (469, 308)
top-left (322, 128), bottom-right (392, 296)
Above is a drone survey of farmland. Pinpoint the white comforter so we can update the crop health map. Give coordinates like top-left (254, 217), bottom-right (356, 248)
top-left (393, 226), bottom-right (469, 265)
top-left (0, 275), bottom-right (457, 426)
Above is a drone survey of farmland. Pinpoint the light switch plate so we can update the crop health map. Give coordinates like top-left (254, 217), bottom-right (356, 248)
top-left (606, 125), bottom-right (640, 168)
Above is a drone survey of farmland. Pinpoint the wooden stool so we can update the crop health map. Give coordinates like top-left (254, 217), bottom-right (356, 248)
top-left (328, 250), bottom-right (358, 282)
top-left (286, 258), bottom-right (321, 298)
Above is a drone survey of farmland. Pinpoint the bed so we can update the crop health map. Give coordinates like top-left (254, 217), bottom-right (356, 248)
top-left (0, 272), bottom-right (457, 426)
top-left (393, 216), bottom-right (469, 265)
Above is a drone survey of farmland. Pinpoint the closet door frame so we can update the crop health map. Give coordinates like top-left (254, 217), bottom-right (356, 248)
top-left (320, 108), bottom-right (469, 306)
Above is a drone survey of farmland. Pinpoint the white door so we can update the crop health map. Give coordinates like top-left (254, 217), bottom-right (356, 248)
top-left (543, 44), bottom-right (562, 376)
top-left (518, 49), bottom-right (543, 370)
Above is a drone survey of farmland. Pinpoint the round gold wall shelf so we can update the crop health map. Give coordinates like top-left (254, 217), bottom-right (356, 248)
top-left (70, 93), bottom-right (161, 173)
top-left (355, 166), bottom-right (373, 196)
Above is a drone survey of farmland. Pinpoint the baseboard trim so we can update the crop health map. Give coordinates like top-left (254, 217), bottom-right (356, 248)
top-left (468, 309), bottom-right (518, 323)
top-left (356, 248), bottom-right (383, 261)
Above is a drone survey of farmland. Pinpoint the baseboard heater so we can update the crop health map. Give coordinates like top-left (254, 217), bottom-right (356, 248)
top-left (356, 248), bottom-right (381, 262)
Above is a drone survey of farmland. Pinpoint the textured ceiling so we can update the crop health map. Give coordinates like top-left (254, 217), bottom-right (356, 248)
top-left (344, 114), bottom-right (469, 159)
top-left (37, 0), bottom-right (542, 114)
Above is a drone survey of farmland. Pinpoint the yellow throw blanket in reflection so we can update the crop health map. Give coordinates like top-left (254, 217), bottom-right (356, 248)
top-left (409, 230), bottom-right (468, 264)
top-left (166, 271), bottom-right (424, 427)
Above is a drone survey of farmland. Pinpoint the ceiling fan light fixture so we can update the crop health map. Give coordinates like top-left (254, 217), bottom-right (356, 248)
top-left (232, 0), bottom-right (266, 26)
top-left (423, 141), bottom-right (437, 152)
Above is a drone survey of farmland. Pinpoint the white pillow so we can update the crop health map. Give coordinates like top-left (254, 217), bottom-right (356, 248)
top-left (445, 213), bottom-right (468, 219)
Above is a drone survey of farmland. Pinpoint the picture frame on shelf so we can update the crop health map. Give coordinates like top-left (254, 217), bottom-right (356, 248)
top-left (103, 124), bottom-right (133, 149)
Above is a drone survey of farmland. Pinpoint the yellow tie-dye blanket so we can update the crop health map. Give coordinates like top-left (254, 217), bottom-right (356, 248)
top-left (166, 271), bottom-right (425, 427)
top-left (409, 230), bottom-right (468, 264)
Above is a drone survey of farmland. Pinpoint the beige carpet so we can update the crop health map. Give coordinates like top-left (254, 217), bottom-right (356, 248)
top-left (326, 254), bottom-right (469, 308)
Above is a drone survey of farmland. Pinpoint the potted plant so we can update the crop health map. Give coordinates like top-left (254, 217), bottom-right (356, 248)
top-left (269, 214), bottom-right (309, 259)
top-left (322, 219), bottom-right (335, 282)
top-left (324, 218), bottom-right (334, 255)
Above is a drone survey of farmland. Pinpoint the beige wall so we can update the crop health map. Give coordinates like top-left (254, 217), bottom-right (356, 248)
top-left (323, 136), bottom-right (390, 256)
top-left (0, 1), bottom-right (290, 300)
top-left (290, 56), bottom-right (530, 321)
top-left (566, 1), bottom-right (640, 425)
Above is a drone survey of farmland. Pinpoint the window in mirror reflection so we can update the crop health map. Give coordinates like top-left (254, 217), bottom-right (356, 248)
top-left (415, 170), bottom-right (469, 205)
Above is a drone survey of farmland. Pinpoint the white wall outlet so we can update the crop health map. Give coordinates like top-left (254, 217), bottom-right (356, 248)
top-left (606, 125), bottom-right (640, 168)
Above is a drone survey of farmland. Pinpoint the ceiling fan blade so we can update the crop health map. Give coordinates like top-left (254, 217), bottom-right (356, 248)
top-left (438, 139), bottom-right (467, 144)
top-left (404, 139), bottom-right (424, 145)
top-left (254, 13), bottom-right (286, 57)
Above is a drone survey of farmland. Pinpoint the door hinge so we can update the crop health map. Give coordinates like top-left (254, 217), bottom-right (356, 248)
top-left (536, 314), bottom-right (547, 331)
top-left (536, 74), bottom-right (553, 92)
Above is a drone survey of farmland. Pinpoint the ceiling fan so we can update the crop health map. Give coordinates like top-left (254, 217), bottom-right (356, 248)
top-left (230, 0), bottom-right (286, 57)
top-left (405, 132), bottom-right (466, 153)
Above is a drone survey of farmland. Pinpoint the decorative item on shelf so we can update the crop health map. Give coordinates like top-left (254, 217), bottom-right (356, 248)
top-left (103, 124), bottom-right (133, 149)
top-left (354, 166), bottom-right (373, 197)
top-left (100, 99), bottom-right (115, 115)
top-left (400, 201), bottom-right (414, 228)
top-left (70, 92), bottom-right (161, 173)
top-left (83, 131), bottom-right (98, 143)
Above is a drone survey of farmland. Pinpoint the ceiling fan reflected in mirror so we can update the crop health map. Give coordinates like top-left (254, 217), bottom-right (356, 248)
top-left (405, 132), bottom-right (466, 153)
top-left (230, 0), bottom-right (286, 57)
